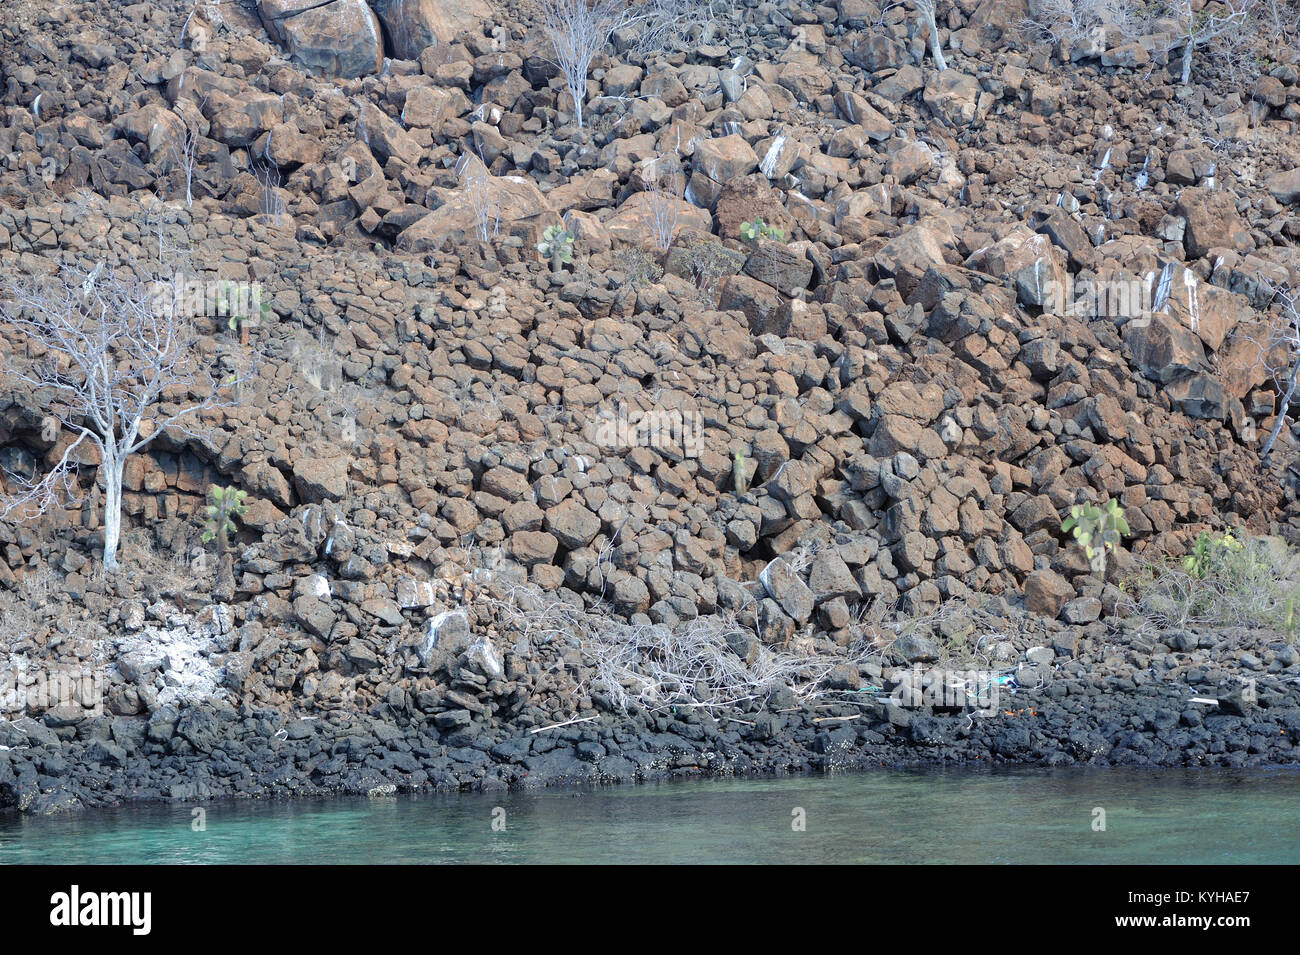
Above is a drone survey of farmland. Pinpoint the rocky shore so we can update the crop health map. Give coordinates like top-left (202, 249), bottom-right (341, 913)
top-left (5, 604), bottom-right (1298, 815)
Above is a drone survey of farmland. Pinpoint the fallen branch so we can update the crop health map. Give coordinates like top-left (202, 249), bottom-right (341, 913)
top-left (529, 714), bottom-right (598, 734)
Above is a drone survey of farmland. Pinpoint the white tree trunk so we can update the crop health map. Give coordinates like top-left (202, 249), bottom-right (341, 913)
top-left (926, 11), bottom-right (947, 71)
top-left (572, 84), bottom-right (585, 130)
top-left (1180, 40), bottom-right (1194, 84)
top-left (1262, 356), bottom-right (1300, 460)
top-left (102, 448), bottom-right (124, 571)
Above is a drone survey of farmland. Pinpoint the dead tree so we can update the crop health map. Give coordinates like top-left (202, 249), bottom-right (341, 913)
top-left (914, 0), bottom-right (947, 71)
top-left (537, 0), bottom-right (642, 130)
top-left (0, 230), bottom-right (250, 570)
top-left (1260, 284), bottom-right (1300, 462)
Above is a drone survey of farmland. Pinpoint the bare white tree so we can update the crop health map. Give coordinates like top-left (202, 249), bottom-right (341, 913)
top-left (1259, 284), bottom-right (1300, 461)
top-left (913, 0), bottom-right (948, 71)
top-left (457, 150), bottom-right (501, 242)
top-left (641, 155), bottom-right (682, 252)
top-left (632, 0), bottom-right (723, 56)
top-left (1170, 0), bottom-right (1257, 85)
top-left (251, 156), bottom-right (287, 223)
top-left (0, 232), bottom-right (249, 570)
top-left (537, 0), bottom-right (642, 130)
top-left (166, 96), bottom-right (207, 208)
top-left (1019, 0), bottom-right (1136, 47)
top-left (1263, 0), bottom-right (1300, 36)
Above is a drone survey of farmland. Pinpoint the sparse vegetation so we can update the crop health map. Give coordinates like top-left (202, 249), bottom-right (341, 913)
top-left (201, 484), bottom-right (248, 554)
top-left (739, 216), bottom-right (784, 244)
top-left (613, 246), bottom-right (663, 287)
top-left (682, 239), bottom-right (740, 301)
top-left (1123, 533), bottom-right (1300, 634)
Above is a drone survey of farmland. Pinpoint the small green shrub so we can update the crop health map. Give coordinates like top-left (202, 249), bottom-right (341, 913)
top-left (1061, 498), bottom-right (1129, 575)
top-left (537, 223), bottom-right (574, 271)
top-left (740, 217), bottom-right (785, 244)
top-left (1182, 529), bottom-right (1247, 579)
top-left (201, 485), bottom-right (249, 555)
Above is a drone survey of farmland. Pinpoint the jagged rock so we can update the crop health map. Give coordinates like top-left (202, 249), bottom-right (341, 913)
top-left (1152, 262), bottom-right (1250, 351)
top-left (923, 70), bottom-right (985, 127)
top-left (1267, 168), bottom-right (1300, 205)
top-left (1024, 569), bottom-right (1073, 619)
top-left (833, 91), bottom-right (892, 140)
top-left (895, 632), bottom-right (940, 663)
top-left (258, 0), bottom-right (383, 78)
top-left (397, 175), bottom-right (555, 250)
top-left (371, 0), bottom-right (492, 60)
top-left (1174, 187), bottom-right (1251, 259)
top-left (545, 499), bottom-right (601, 550)
top-left (1123, 314), bottom-right (1207, 384)
top-left (604, 191), bottom-right (711, 247)
top-left (1166, 374), bottom-right (1227, 420)
top-left (292, 457), bottom-right (349, 503)
top-left (741, 238), bottom-right (813, 296)
top-left (719, 273), bottom-right (783, 333)
top-left (760, 558), bottom-right (814, 623)
top-left (401, 86), bottom-right (453, 129)
top-left (808, 551), bottom-right (861, 603)
top-left (294, 595), bottom-right (336, 639)
top-left (358, 102), bottom-right (422, 167)
top-left (693, 134), bottom-right (758, 185)
top-left (397, 579), bottom-right (437, 608)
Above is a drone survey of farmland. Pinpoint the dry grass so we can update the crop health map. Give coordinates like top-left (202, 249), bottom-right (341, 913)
top-left (1121, 534), bottom-right (1300, 636)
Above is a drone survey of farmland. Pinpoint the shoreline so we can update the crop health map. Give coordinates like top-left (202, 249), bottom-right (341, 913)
top-left (5, 643), bottom-right (1299, 817)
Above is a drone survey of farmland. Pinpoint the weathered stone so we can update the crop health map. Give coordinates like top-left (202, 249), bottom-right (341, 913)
top-left (258, 0), bottom-right (383, 78)
top-left (761, 558), bottom-right (815, 623)
top-left (1123, 314), bottom-right (1207, 384)
top-left (1266, 168), bottom-right (1300, 205)
top-left (693, 134), bottom-right (758, 184)
top-left (545, 499), bottom-right (601, 550)
top-left (371, 0), bottom-right (492, 60)
top-left (1024, 568), bottom-right (1073, 618)
top-left (293, 457), bottom-right (348, 503)
top-left (1174, 187), bottom-right (1250, 259)
top-left (741, 239), bottom-right (813, 296)
top-left (397, 174), bottom-right (556, 250)
top-left (808, 550), bottom-right (861, 603)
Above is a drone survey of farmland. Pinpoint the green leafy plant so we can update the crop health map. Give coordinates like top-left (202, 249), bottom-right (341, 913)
top-left (201, 485), bottom-right (249, 555)
top-left (1061, 498), bottom-right (1129, 575)
top-left (733, 449), bottom-right (748, 496)
top-left (536, 223), bottom-right (574, 272)
top-left (739, 217), bottom-right (785, 244)
top-left (215, 279), bottom-right (268, 344)
top-left (1182, 529), bottom-right (1246, 579)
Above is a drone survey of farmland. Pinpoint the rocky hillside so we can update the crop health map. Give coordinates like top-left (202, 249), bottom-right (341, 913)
top-left (0, 0), bottom-right (1298, 728)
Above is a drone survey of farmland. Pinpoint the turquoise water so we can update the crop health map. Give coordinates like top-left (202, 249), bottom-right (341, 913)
top-left (2, 766), bottom-right (1298, 864)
